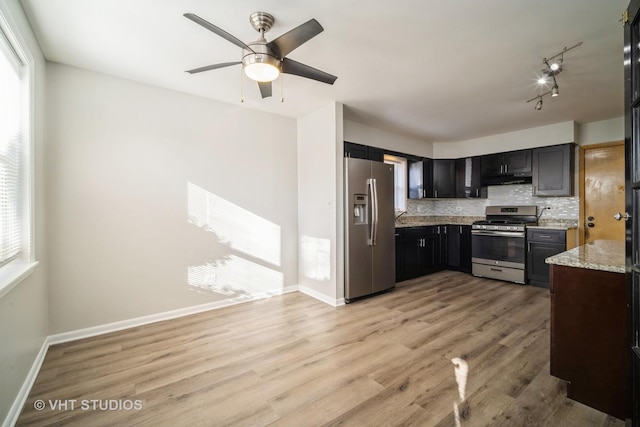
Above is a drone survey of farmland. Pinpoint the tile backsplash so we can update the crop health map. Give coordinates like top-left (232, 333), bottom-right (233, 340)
top-left (406, 184), bottom-right (579, 220)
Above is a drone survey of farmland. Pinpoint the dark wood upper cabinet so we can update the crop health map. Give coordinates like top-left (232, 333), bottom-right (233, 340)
top-left (408, 158), bottom-right (434, 199)
top-left (344, 141), bottom-right (384, 162)
top-left (432, 159), bottom-right (456, 198)
top-left (480, 153), bottom-right (504, 177)
top-left (481, 149), bottom-right (532, 185)
top-left (532, 144), bottom-right (575, 196)
top-left (367, 146), bottom-right (385, 162)
top-left (344, 141), bottom-right (368, 159)
top-left (455, 157), bottom-right (486, 198)
top-left (504, 150), bottom-right (532, 175)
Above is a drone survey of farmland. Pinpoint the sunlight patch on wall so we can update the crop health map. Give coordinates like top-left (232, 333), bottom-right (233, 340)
top-left (188, 255), bottom-right (284, 297)
top-left (300, 235), bottom-right (331, 281)
top-left (187, 182), bottom-right (281, 266)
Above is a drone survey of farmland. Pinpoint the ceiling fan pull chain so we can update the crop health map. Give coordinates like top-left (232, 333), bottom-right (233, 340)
top-left (240, 66), bottom-right (244, 103)
top-left (280, 75), bottom-right (284, 103)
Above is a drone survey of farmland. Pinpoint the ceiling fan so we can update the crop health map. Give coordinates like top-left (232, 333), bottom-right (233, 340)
top-left (183, 12), bottom-right (338, 99)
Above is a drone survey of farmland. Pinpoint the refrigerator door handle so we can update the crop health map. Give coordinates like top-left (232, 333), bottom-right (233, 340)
top-left (368, 178), bottom-right (379, 246)
top-left (366, 178), bottom-right (375, 246)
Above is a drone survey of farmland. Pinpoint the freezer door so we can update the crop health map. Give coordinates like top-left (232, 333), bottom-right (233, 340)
top-left (345, 157), bottom-right (373, 300)
top-left (371, 161), bottom-right (396, 293)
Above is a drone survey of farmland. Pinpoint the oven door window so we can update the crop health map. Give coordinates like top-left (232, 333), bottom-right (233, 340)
top-left (471, 233), bottom-right (525, 266)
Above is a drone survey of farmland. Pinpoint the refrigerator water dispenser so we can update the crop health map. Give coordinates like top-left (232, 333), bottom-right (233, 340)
top-left (353, 194), bottom-right (368, 225)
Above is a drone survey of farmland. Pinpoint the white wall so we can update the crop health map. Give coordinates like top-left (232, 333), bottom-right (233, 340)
top-left (0, 0), bottom-right (48, 423)
top-left (578, 117), bottom-right (624, 145)
top-left (346, 117), bottom-right (625, 160)
top-left (297, 103), bottom-right (344, 304)
top-left (433, 121), bottom-right (576, 158)
top-left (344, 119), bottom-right (433, 157)
top-left (46, 63), bottom-right (298, 333)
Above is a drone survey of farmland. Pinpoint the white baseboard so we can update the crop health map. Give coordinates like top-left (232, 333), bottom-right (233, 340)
top-left (298, 285), bottom-right (344, 307)
top-left (3, 337), bottom-right (49, 427)
top-left (3, 285), bottom-right (299, 427)
top-left (48, 285), bottom-right (299, 345)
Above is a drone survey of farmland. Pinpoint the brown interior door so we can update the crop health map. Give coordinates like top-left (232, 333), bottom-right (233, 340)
top-left (582, 143), bottom-right (625, 243)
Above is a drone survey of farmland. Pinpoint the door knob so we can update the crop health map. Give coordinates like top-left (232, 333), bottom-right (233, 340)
top-left (587, 222), bottom-right (595, 228)
top-left (613, 212), bottom-right (630, 221)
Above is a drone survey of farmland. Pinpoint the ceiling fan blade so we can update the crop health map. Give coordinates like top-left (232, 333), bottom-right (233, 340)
top-left (281, 58), bottom-right (337, 85)
top-left (267, 19), bottom-right (323, 58)
top-left (184, 13), bottom-right (254, 53)
top-left (258, 81), bottom-right (272, 98)
top-left (186, 61), bottom-right (241, 74)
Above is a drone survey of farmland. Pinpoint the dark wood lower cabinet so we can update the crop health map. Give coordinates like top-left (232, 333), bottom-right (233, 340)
top-left (447, 225), bottom-right (472, 273)
top-left (396, 225), bottom-right (471, 282)
top-left (550, 264), bottom-right (627, 420)
top-left (396, 227), bottom-right (438, 281)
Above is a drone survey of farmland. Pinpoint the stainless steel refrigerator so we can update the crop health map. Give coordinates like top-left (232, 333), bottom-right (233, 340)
top-left (344, 157), bottom-right (395, 302)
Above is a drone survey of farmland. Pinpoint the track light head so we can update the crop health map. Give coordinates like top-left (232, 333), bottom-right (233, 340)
top-left (551, 84), bottom-right (559, 97)
top-left (535, 99), bottom-right (543, 110)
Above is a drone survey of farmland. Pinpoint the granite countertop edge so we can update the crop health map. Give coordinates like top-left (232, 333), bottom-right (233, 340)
top-left (395, 215), bottom-right (483, 228)
top-left (545, 240), bottom-right (625, 273)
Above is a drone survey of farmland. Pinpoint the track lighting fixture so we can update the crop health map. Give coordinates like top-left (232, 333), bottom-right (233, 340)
top-left (526, 41), bottom-right (582, 110)
top-left (526, 90), bottom-right (552, 111)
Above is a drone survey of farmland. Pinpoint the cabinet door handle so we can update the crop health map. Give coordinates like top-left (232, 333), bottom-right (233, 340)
top-left (434, 189), bottom-right (438, 198)
top-left (476, 188), bottom-right (479, 197)
top-left (459, 226), bottom-right (463, 234)
top-left (504, 164), bottom-right (508, 173)
top-left (500, 164), bottom-right (504, 174)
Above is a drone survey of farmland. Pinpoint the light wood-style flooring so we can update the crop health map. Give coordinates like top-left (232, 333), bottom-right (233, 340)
top-left (17, 271), bottom-right (624, 426)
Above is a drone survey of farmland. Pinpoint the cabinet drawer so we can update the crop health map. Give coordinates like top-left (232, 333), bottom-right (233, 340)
top-left (403, 226), bottom-right (433, 237)
top-left (527, 229), bottom-right (565, 244)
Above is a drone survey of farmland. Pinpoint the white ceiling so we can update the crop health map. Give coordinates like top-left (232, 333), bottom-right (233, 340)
top-left (19, 0), bottom-right (628, 142)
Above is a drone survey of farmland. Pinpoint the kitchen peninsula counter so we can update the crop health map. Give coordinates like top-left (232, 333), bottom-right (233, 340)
top-left (545, 239), bottom-right (625, 273)
top-left (546, 239), bottom-right (627, 419)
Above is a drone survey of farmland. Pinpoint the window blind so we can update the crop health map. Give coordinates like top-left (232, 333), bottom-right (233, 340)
top-left (0, 26), bottom-right (26, 267)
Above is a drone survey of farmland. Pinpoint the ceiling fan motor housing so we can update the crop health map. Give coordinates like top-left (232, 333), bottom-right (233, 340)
top-left (242, 42), bottom-right (281, 72)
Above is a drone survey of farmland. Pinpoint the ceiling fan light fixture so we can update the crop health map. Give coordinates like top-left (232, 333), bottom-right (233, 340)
top-left (244, 61), bottom-right (280, 82)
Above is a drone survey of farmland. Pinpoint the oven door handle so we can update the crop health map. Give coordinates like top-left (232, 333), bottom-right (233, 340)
top-left (471, 230), bottom-right (525, 238)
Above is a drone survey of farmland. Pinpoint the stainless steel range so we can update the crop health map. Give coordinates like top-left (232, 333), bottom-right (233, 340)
top-left (471, 205), bottom-right (538, 284)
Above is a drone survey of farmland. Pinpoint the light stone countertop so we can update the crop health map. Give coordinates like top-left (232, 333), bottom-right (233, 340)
top-left (545, 240), bottom-right (625, 273)
top-left (527, 224), bottom-right (578, 230)
top-left (395, 215), bottom-right (482, 228)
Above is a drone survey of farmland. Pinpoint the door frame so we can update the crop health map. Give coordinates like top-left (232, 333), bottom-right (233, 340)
top-left (578, 140), bottom-right (625, 246)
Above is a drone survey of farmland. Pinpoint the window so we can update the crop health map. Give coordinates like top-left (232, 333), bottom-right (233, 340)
top-left (0, 14), bottom-right (35, 296)
top-left (383, 154), bottom-right (407, 212)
